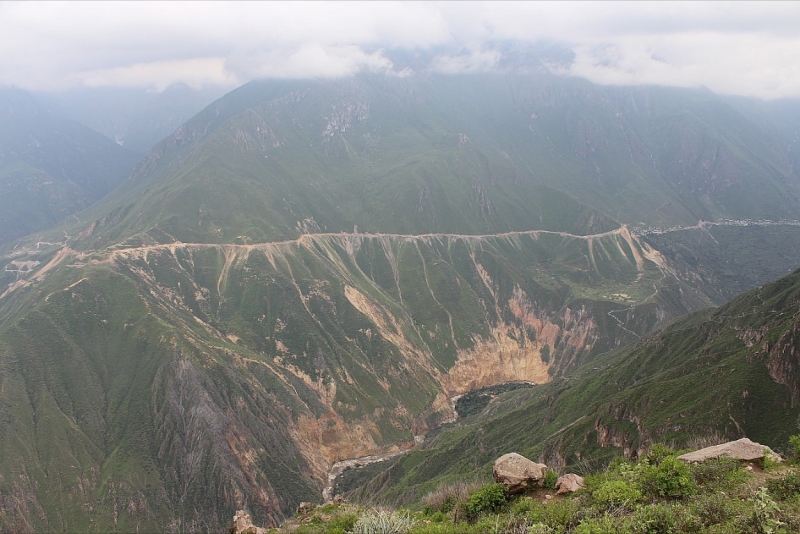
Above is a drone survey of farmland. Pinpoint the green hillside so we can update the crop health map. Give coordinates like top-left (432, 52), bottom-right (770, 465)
top-left (1, 72), bottom-right (800, 531)
top-left (0, 226), bottom-right (704, 531)
top-left (344, 268), bottom-right (800, 506)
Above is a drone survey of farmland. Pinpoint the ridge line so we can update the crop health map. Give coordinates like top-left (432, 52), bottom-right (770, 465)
top-left (102, 226), bottom-right (628, 257)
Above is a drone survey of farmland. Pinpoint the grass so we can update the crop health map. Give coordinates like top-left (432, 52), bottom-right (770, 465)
top-left (266, 447), bottom-right (800, 534)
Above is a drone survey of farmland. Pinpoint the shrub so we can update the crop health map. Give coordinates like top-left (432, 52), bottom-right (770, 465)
top-left (630, 502), bottom-right (700, 534)
top-left (763, 454), bottom-right (782, 472)
top-left (640, 457), bottom-right (696, 500)
top-left (493, 515), bottom-right (554, 534)
top-left (426, 511), bottom-right (448, 523)
top-left (574, 514), bottom-right (620, 534)
top-left (326, 512), bottom-right (358, 532)
top-left (465, 483), bottom-right (507, 519)
top-left (422, 480), bottom-right (481, 514)
top-left (603, 457), bottom-right (642, 486)
top-left (748, 487), bottom-right (784, 534)
top-left (542, 470), bottom-right (558, 490)
top-left (789, 435), bottom-right (800, 461)
top-left (645, 444), bottom-right (677, 466)
top-left (692, 493), bottom-right (737, 526)
top-left (509, 496), bottom-right (541, 516)
top-left (540, 345), bottom-right (550, 364)
top-left (352, 509), bottom-right (414, 534)
top-left (593, 480), bottom-right (643, 508)
top-left (767, 470), bottom-right (800, 500)
top-left (690, 457), bottom-right (744, 487)
top-left (542, 498), bottom-right (583, 531)
top-left (522, 523), bottom-right (554, 534)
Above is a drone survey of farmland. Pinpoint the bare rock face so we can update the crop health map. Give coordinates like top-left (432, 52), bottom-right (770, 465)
top-left (676, 438), bottom-right (782, 465)
top-left (493, 453), bottom-right (548, 494)
top-left (229, 510), bottom-right (268, 534)
top-left (555, 474), bottom-right (586, 495)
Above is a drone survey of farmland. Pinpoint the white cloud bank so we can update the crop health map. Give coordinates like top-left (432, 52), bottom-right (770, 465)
top-left (1, 1), bottom-right (799, 99)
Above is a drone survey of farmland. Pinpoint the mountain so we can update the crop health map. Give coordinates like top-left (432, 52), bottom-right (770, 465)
top-left (1, 72), bottom-right (800, 531)
top-left (722, 95), bottom-right (800, 183)
top-left (37, 83), bottom-right (229, 154)
top-left (342, 266), bottom-right (800, 506)
top-left (0, 88), bottom-right (141, 246)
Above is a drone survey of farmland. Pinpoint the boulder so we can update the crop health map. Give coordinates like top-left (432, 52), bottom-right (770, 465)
top-left (493, 453), bottom-right (548, 494)
top-left (676, 438), bottom-right (782, 465)
top-left (229, 510), bottom-right (268, 534)
top-left (555, 474), bottom-right (586, 495)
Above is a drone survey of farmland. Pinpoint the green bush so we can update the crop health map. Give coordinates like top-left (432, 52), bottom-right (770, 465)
top-left (326, 512), bottom-right (358, 531)
top-left (645, 444), bottom-right (677, 466)
top-left (593, 480), bottom-right (643, 508)
top-left (465, 483), bottom-right (507, 519)
top-left (630, 502), bottom-right (701, 534)
top-left (425, 511), bottom-right (448, 523)
top-left (691, 493), bottom-right (738, 527)
top-left (768, 471), bottom-right (800, 500)
top-left (640, 457), bottom-right (697, 500)
top-left (540, 345), bottom-right (550, 364)
top-left (748, 487), bottom-right (784, 534)
top-left (542, 470), bottom-right (558, 489)
top-left (690, 457), bottom-right (744, 487)
top-left (509, 496), bottom-right (540, 515)
top-left (574, 514), bottom-right (620, 534)
top-left (541, 498), bottom-right (583, 531)
top-left (520, 523), bottom-right (554, 534)
top-left (789, 435), bottom-right (800, 462)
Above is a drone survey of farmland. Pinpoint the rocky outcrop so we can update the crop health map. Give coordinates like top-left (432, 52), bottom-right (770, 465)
top-left (493, 453), bottom-right (548, 494)
top-left (555, 474), bottom-right (586, 495)
top-left (676, 438), bottom-right (781, 465)
top-left (229, 510), bottom-right (268, 534)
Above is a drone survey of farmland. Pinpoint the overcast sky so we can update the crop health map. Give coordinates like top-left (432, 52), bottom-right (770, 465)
top-left (2, 1), bottom-right (799, 100)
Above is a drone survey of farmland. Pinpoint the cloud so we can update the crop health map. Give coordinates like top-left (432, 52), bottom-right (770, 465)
top-left (565, 31), bottom-right (800, 99)
top-left (430, 48), bottom-right (502, 74)
top-left (225, 44), bottom-right (396, 81)
top-left (78, 58), bottom-right (238, 91)
top-left (1, 1), bottom-right (800, 99)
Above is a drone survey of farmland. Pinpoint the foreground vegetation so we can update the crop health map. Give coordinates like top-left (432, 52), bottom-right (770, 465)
top-left (266, 444), bottom-right (800, 534)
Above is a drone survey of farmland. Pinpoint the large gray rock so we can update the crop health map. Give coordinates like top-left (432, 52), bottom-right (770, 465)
top-left (676, 438), bottom-right (781, 465)
top-left (555, 474), bottom-right (586, 495)
top-left (493, 453), bottom-right (548, 494)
